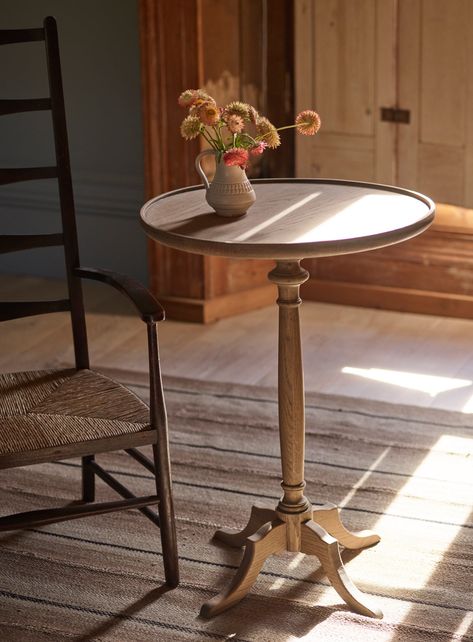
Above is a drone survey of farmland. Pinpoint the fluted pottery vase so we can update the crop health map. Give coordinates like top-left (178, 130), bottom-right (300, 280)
top-left (195, 149), bottom-right (256, 217)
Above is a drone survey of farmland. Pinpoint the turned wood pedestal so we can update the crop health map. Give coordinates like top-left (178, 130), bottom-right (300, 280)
top-left (141, 179), bottom-right (435, 619)
top-left (200, 260), bottom-right (382, 618)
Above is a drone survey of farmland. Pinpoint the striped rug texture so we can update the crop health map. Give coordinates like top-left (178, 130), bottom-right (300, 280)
top-left (0, 373), bottom-right (472, 641)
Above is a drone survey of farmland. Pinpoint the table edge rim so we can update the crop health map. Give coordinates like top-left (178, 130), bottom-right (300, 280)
top-left (140, 178), bottom-right (436, 260)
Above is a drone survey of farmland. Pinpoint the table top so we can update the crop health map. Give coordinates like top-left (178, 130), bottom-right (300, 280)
top-left (140, 179), bottom-right (435, 260)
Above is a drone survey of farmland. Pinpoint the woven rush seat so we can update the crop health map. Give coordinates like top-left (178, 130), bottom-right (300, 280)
top-left (0, 369), bottom-right (150, 460)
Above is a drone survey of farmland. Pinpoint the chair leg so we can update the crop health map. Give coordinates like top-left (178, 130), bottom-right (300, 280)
top-left (81, 455), bottom-right (95, 502)
top-left (152, 444), bottom-right (179, 587)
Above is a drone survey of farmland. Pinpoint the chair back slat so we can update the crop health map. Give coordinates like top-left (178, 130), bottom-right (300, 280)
top-left (0, 16), bottom-right (90, 369)
top-left (0, 233), bottom-right (63, 254)
top-left (0, 98), bottom-right (51, 116)
top-left (0, 28), bottom-right (44, 45)
top-left (0, 166), bottom-right (58, 186)
top-left (0, 299), bottom-right (71, 321)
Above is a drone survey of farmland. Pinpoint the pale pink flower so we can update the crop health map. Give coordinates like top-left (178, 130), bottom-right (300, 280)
top-left (223, 147), bottom-right (249, 169)
top-left (250, 141), bottom-right (267, 155)
top-left (178, 89), bottom-right (198, 108)
top-left (226, 114), bottom-right (244, 134)
top-left (295, 110), bottom-right (321, 135)
top-left (198, 102), bottom-right (220, 126)
top-left (180, 115), bottom-right (201, 140)
top-left (223, 101), bottom-right (250, 120)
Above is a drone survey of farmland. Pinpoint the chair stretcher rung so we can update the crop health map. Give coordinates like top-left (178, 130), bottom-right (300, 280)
top-left (0, 233), bottom-right (63, 254)
top-left (0, 166), bottom-right (57, 185)
top-left (125, 447), bottom-right (156, 474)
top-left (0, 299), bottom-right (70, 321)
top-left (0, 495), bottom-right (160, 531)
top-left (90, 460), bottom-right (160, 527)
top-left (0, 28), bottom-right (44, 46)
top-left (0, 98), bottom-right (51, 116)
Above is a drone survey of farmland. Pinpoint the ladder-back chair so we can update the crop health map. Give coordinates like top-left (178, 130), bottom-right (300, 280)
top-left (0, 16), bottom-right (178, 587)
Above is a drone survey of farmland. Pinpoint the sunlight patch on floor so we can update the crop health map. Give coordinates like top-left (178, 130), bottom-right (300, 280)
top-left (365, 434), bottom-right (472, 591)
top-left (291, 433), bottom-right (472, 642)
top-left (342, 366), bottom-right (472, 397)
top-left (454, 611), bottom-right (473, 638)
top-left (288, 552), bottom-right (305, 570)
top-left (460, 391), bottom-right (473, 413)
top-left (294, 613), bottom-right (398, 642)
top-left (269, 577), bottom-right (286, 591)
top-left (339, 446), bottom-right (391, 508)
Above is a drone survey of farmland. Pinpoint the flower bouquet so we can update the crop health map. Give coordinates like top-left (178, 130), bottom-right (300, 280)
top-left (179, 88), bottom-right (321, 217)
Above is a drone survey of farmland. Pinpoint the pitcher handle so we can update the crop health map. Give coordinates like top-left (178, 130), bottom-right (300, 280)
top-left (195, 149), bottom-right (217, 190)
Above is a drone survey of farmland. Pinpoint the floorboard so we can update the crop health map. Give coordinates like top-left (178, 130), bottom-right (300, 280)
top-left (2, 275), bottom-right (473, 412)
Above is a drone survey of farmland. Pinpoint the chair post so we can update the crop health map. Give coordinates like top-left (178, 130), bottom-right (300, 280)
top-left (43, 16), bottom-right (89, 370)
top-left (147, 322), bottom-right (179, 587)
top-left (81, 455), bottom-right (95, 502)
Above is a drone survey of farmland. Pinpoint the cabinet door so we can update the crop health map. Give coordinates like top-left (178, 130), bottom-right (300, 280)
top-left (397, 0), bottom-right (473, 207)
top-left (295, 0), bottom-right (397, 184)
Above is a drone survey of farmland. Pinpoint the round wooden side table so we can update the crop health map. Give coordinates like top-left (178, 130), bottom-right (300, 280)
top-left (141, 178), bottom-right (435, 619)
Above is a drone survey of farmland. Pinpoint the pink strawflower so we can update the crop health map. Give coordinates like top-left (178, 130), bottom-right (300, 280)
top-left (226, 114), bottom-right (244, 134)
top-left (178, 89), bottom-right (198, 108)
top-left (223, 101), bottom-right (250, 120)
top-left (295, 110), bottom-right (321, 135)
top-left (250, 141), bottom-right (267, 155)
top-left (223, 147), bottom-right (249, 169)
top-left (198, 102), bottom-right (220, 126)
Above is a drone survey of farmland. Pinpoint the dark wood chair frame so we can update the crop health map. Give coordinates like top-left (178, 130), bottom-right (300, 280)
top-left (0, 16), bottom-right (179, 587)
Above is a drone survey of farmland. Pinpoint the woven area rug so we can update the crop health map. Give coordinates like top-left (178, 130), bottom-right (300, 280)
top-left (0, 372), bottom-right (472, 641)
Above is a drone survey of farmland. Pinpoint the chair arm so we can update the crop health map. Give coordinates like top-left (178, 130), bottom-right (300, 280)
top-left (75, 267), bottom-right (165, 323)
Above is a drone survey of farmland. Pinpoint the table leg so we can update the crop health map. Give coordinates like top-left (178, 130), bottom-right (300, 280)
top-left (200, 260), bottom-right (382, 620)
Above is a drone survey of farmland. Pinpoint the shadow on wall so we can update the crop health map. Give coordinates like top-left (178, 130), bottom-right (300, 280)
top-left (0, 0), bottom-right (147, 281)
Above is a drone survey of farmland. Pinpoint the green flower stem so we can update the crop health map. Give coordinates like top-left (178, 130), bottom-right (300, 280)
top-left (274, 123), bottom-right (299, 132)
top-left (212, 125), bottom-right (225, 150)
top-left (200, 129), bottom-right (218, 149)
top-left (255, 123), bottom-right (307, 144)
top-left (239, 132), bottom-right (258, 145)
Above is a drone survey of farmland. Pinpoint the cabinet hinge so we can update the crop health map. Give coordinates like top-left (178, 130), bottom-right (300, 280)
top-left (380, 107), bottom-right (410, 124)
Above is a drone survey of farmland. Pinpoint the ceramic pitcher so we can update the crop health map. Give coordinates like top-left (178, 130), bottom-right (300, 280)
top-left (195, 149), bottom-right (256, 218)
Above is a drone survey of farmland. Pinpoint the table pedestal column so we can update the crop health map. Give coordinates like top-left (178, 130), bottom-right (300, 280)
top-left (200, 260), bottom-right (382, 620)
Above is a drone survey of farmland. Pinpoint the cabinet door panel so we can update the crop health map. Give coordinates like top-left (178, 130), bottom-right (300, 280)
top-left (420, 0), bottom-right (468, 147)
top-left (314, 0), bottom-right (375, 135)
top-left (295, 0), bottom-right (396, 184)
top-left (307, 147), bottom-right (374, 180)
top-left (418, 143), bottom-right (465, 205)
top-left (398, 0), bottom-right (473, 207)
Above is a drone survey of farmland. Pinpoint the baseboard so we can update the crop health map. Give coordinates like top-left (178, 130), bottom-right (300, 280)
top-left (302, 278), bottom-right (473, 318)
top-left (158, 284), bottom-right (276, 323)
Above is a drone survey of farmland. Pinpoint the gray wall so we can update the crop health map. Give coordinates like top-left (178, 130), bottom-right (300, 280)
top-left (0, 0), bottom-right (147, 281)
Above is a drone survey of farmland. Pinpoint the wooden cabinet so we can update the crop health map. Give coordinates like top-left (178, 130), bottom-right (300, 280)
top-left (139, 0), bottom-right (293, 322)
top-left (296, 0), bottom-right (473, 318)
top-left (296, 0), bottom-right (473, 206)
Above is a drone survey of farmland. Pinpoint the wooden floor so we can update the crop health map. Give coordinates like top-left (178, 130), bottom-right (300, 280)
top-left (3, 274), bottom-right (473, 412)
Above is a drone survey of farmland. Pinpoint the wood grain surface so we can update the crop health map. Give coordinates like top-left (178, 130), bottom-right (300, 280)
top-left (141, 179), bottom-right (434, 260)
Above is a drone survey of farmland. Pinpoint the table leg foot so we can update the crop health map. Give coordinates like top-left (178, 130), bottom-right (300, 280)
top-left (200, 520), bottom-right (286, 619)
top-left (312, 503), bottom-right (381, 550)
top-left (214, 505), bottom-right (276, 548)
top-left (301, 520), bottom-right (383, 619)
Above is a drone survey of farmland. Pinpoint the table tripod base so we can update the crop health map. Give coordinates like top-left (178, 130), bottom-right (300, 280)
top-left (200, 504), bottom-right (382, 619)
